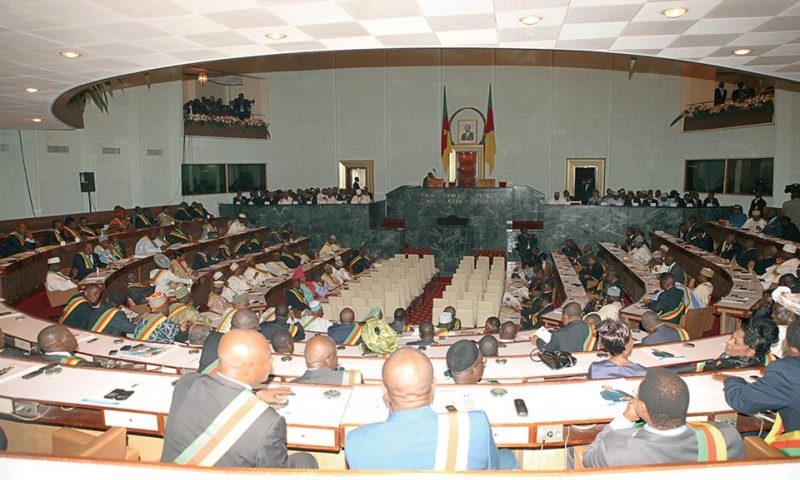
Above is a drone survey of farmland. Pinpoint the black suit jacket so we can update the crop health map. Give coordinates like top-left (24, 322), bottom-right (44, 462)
top-left (724, 356), bottom-right (800, 432)
top-left (198, 332), bottom-right (223, 372)
top-left (536, 320), bottom-right (590, 353)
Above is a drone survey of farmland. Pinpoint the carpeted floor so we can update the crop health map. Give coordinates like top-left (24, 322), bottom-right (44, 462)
top-left (405, 276), bottom-right (451, 325)
top-left (14, 288), bottom-right (63, 320)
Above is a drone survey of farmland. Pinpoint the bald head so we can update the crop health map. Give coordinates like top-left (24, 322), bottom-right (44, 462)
top-left (640, 310), bottom-right (659, 333)
top-left (304, 335), bottom-right (338, 370)
top-left (382, 348), bottom-right (434, 412)
top-left (218, 329), bottom-right (272, 387)
top-left (38, 324), bottom-right (77, 353)
top-left (231, 308), bottom-right (260, 330)
top-left (562, 302), bottom-right (583, 324)
top-left (271, 330), bottom-right (294, 355)
top-left (499, 321), bottom-right (518, 340)
top-left (84, 285), bottom-right (102, 305)
top-left (339, 308), bottom-right (355, 325)
top-left (478, 335), bottom-right (499, 357)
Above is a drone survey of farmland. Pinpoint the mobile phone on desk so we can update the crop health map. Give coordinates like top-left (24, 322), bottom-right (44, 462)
top-left (445, 405), bottom-right (457, 412)
top-left (513, 398), bottom-right (528, 417)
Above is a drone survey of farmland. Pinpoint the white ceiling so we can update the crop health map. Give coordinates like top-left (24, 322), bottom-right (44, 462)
top-left (1, 0), bottom-right (800, 129)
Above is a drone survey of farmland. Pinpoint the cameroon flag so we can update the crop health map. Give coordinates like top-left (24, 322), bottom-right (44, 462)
top-left (441, 86), bottom-right (453, 173)
top-left (484, 84), bottom-right (496, 174)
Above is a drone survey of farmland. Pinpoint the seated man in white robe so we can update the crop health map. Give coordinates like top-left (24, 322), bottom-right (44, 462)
top-left (45, 257), bottom-right (77, 292)
top-left (760, 244), bottom-right (800, 289)
top-left (207, 276), bottom-right (233, 315)
top-left (225, 262), bottom-right (252, 300)
top-left (291, 301), bottom-right (332, 333)
top-left (319, 235), bottom-right (340, 258)
top-left (135, 228), bottom-right (163, 256)
top-left (629, 235), bottom-right (651, 266)
top-left (227, 214), bottom-right (248, 235)
top-left (150, 254), bottom-right (191, 294)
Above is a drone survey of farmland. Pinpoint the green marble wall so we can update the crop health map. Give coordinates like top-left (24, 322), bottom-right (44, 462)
top-left (219, 203), bottom-right (404, 260)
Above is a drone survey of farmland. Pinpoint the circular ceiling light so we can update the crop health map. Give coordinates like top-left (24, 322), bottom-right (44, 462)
top-left (661, 7), bottom-right (688, 18)
top-left (733, 48), bottom-right (753, 55)
top-left (24, 87), bottom-right (39, 93)
top-left (60, 51), bottom-right (81, 58)
top-left (519, 15), bottom-right (543, 26)
top-left (265, 33), bottom-right (287, 40)
top-left (31, 118), bottom-right (43, 123)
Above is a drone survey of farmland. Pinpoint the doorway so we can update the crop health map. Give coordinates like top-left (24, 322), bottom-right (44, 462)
top-left (339, 160), bottom-right (374, 193)
top-left (566, 158), bottom-right (605, 204)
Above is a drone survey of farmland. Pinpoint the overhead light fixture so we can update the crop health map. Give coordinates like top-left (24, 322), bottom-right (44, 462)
top-left (59, 51), bottom-right (81, 58)
top-left (661, 7), bottom-right (688, 18)
top-left (24, 87), bottom-right (39, 93)
top-left (265, 32), bottom-right (287, 40)
top-left (197, 72), bottom-right (208, 86)
top-left (31, 118), bottom-right (42, 123)
top-left (519, 15), bottom-right (542, 26)
top-left (733, 48), bottom-right (752, 55)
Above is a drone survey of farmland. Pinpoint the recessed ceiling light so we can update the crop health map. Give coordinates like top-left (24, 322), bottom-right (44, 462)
top-left (24, 87), bottom-right (39, 93)
top-left (733, 48), bottom-right (753, 55)
top-left (31, 118), bottom-right (42, 123)
top-left (265, 33), bottom-right (287, 40)
top-left (60, 51), bottom-right (81, 58)
top-left (661, 7), bottom-right (688, 18)
top-left (519, 15), bottom-right (543, 26)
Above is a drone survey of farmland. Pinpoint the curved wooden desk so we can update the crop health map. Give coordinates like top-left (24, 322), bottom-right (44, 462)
top-left (597, 242), bottom-right (660, 322)
top-left (705, 220), bottom-right (800, 257)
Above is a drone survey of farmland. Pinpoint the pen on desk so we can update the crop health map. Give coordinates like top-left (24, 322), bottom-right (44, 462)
top-left (81, 398), bottom-right (121, 406)
top-left (0, 366), bottom-right (13, 376)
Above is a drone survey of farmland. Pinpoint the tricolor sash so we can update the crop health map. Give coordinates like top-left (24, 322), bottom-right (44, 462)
top-left (349, 256), bottom-right (364, 270)
top-left (137, 214), bottom-right (151, 227)
top-left (344, 325), bottom-right (363, 345)
top-left (582, 324), bottom-right (597, 351)
top-left (658, 301), bottom-right (686, 323)
top-left (201, 358), bottom-right (220, 375)
top-left (152, 269), bottom-right (169, 286)
top-left (341, 370), bottom-right (362, 385)
top-left (63, 226), bottom-right (79, 240)
top-left (91, 307), bottom-right (120, 333)
top-left (219, 245), bottom-right (232, 258)
top-left (765, 414), bottom-right (800, 457)
top-left (172, 389), bottom-right (268, 466)
top-left (61, 296), bottom-right (89, 322)
top-left (79, 225), bottom-right (96, 236)
top-left (688, 422), bottom-right (728, 462)
top-left (169, 303), bottom-right (190, 321)
top-left (52, 229), bottom-right (64, 243)
top-left (219, 308), bottom-right (239, 332)
top-left (288, 289), bottom-right (307, 308)
top-left (434, 411), bottom-right (471, 470)
top-left (79, 252), bottom-right (93, 269)
top-left (299, 315), bottom-right (318, 330)
top-left (234, 241), bottom-right (247, 254)
top-left (11, 231), bottom-right (25, 244)
top-left (288, 324), bottom-right (299, 338)
top-left (110, 244), bottom-right (125, 260)
top-left (136, 314), bottom-right (169, 340)
top-left (59, 355), bottom-right (82, 366)
top-left (171, 229), bottom-right (190, 242)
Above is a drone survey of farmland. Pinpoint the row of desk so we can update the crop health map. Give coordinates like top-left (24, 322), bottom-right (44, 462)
top-left (705, 220), bottom-right (800, 257)
top-left (0, 355), bottom-right (765, 451)
top-left (597, 243), bottom-right (660, 323)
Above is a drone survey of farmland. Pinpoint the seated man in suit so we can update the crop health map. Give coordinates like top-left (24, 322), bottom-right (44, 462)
top-left (349, 246), bottom-right (372, 274)
top-left (35, 324), bottom-right (97, 366)
top-left (199, 309), bottom-right (260, 374)
top-left (327, 308), bottom-right (362, 345)
top-left (4, 223), bottom-right (36, 255)
top-left (71, 241), bottom-right (105, 281)
top-left (530, 302), bottom-right (591, 353)
top-left (716, 234), bottom-right (742, 260)
top-left (435, 308), bottom-right (461, 334)
top-left (581, 368), bottom-right (743, 467)
top-left (61, 285), bottom-right (102, 329)
top-left (43, 220), bottom-right (65, 246)
top-left (643, 274), bottom-right (685, 324)
top-left (260, 304), bottom-right (305, 343)
top-left (389, 307), bottom-right (411, 334)
top-left (292, 336), bottom-right (349, 385)
top-left (407, 321), bottom-right (435, 347)
top-left (478, 335), bottom-right (499, 357)
top-left (86, 291), bottom-right (136, 336)
top-left (345, 348), bottom-right (517, 470)
top-left (446, 340), bottom-right (485, 385)
top-left (192, 245), bottom-right (214, 270)
top-left (723, 320), bottom-right (800, 439)
top-left (640, 310), bottom-right (682, 345)
top-left (162, 330), bottom-right (318, 468)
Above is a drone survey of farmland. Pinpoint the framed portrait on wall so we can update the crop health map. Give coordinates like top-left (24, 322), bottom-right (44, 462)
top-left (457, 119), bottom-right (478, 144)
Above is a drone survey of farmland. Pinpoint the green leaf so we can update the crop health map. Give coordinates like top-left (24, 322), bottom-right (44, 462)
top-left (669, 114), bottom-right (683, 128)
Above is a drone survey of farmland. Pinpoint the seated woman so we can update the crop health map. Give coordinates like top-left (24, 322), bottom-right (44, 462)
top-left (699, 318), bottom-right (780, 372)
top-left (588, 319), bottom-right (648, 380)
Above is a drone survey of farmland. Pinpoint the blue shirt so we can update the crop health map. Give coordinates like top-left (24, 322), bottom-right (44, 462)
top-left (588, 359), bottom-right (648, 380)
top-left (345, 406), bottom-right (516, 470)
top-left (729, 213), bottom-right (748, 228)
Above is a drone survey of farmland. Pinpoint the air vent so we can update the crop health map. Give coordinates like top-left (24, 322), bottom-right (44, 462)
top-left (102, 147), bottom-right (121, 155)
top-left (0, 144), bottom-right (10, 152)
top-left (47, 145), bottom-right (69, 153)
top-left (146, 149), bottom-right (163, 156)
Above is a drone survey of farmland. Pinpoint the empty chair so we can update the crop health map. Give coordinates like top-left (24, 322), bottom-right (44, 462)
top-left (458, 308), bottom-right (476, 329)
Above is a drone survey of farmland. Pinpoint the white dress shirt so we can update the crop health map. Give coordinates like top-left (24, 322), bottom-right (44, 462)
top-left (149, 268), bottom-right (191, 294)
top-left (227, 220), bottom-right (247, 235)
top-left (693, 282), bottom-right (713, 308)
top-left (46, 271), bottom-right (77, 292)
top-left (742, 218), bottom-right (767, 232)
top-left (135, 236), bottom-right (162, 256)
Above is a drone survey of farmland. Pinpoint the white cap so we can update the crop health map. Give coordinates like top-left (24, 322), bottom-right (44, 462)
top-left (238, 213), bottom-right (246, 219)
top-left (783, 244), bottom-right (797, 254)
top-left (47, 257), bottom-right (60, 265)
top-left (213, 280), bottom-right (224, 287)
top-left (700, 267), bottom-right (715, 278)
top-left (229, 262), bottom-right (239, 271)
top-left (356, 189), bottom-right (362, 195)
top-left (98, 235), bottom-right (109, 242)
top-left (659, 245), bottom-right (669, 252)
top-left (213, 271), bottom-right (223, 280)
top-left (147, 292), bottom-right (167, 309)
top-left (438, 311), bottom-right (453, 323)
top-left (309, 300), bottom-right (322, 312)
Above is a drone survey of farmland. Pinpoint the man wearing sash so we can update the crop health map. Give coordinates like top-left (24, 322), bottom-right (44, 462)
top-left (292, 336), bottom-right (349, 385)
top-left (327, 308), bottom-right (362, 345)
top-left (435, 309), bottom-right (460, 334)
top-left (4, 223), bottom-right (36, 255)
top-left (201, 217), bottom-right (218, 239)
top-left (169, 287), bottom-right (210, 328)
top-left (580, 368), bottom-right (743, 467)
top-left (150, 253), bottom-right (191, 294)
top-left (157, 207), bottom-right (175, 226)
top-left (61, 285), bottom-right (102, 329)
top-left (207, 277), bottom-right (232, 315)
top-left (640, 310), bottom-right (683, 345)
top-left (170, 251), bottom-right (194, 278)
top-left (345, 348), bottom-right (517, 470)
top-left (133, 292), bottom-right (186, 344)
top-left (35, 325), bottom-right (98, 366)
top-left (71, 241), bottom-right (104, 280)
top-left (389, 307), bottom-right (412, 334)
top-left (192, 245), bottom-right (214, 270)
top-left (61, 216), bottom-right (82, 242)
top-left (45, 257), bottom-right (77, 292)
top-left (286, 279), bottom-right (308, 311)
top-left (174, 202), bottom-right (193, 222)
top-left (163, 329), bottom-right (318, 468)
top-left (483, 316), bottom-right (501, 335)
top-left (94, 236), bottom-right (121, 265)
top-left (531, 302), bottom-right (592, 353)
top-left (135, 228), bottom-right (163, 256)
top-left (318, 235), bottom-right (339, 258)
top-left (642, 274), bottom-right (685, 324)
top-left (167, 226), bottom-right (192, 245)
top-left (293, 301), bottom-right (331, 333)
top-left (349, 246), bottom-right (371, 274)
top-left (86, 291), bottom-right (136, 336)
top-left (260, 304), bottom-right (305, 343)
top-left (43, 219), bottom-right (65, 246)
top-left (77, 216), bottom-right (96, 237)
top-left (227, 213), bottom-right (248, 235)
top-left (133, 206), bottom-right (152, 229)
top-left (199, 309), bottom-right (260, 373)
top-left (723, 321), bottom-right (800, 442)
top-left (407, 321), bottom-right (435, 347)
